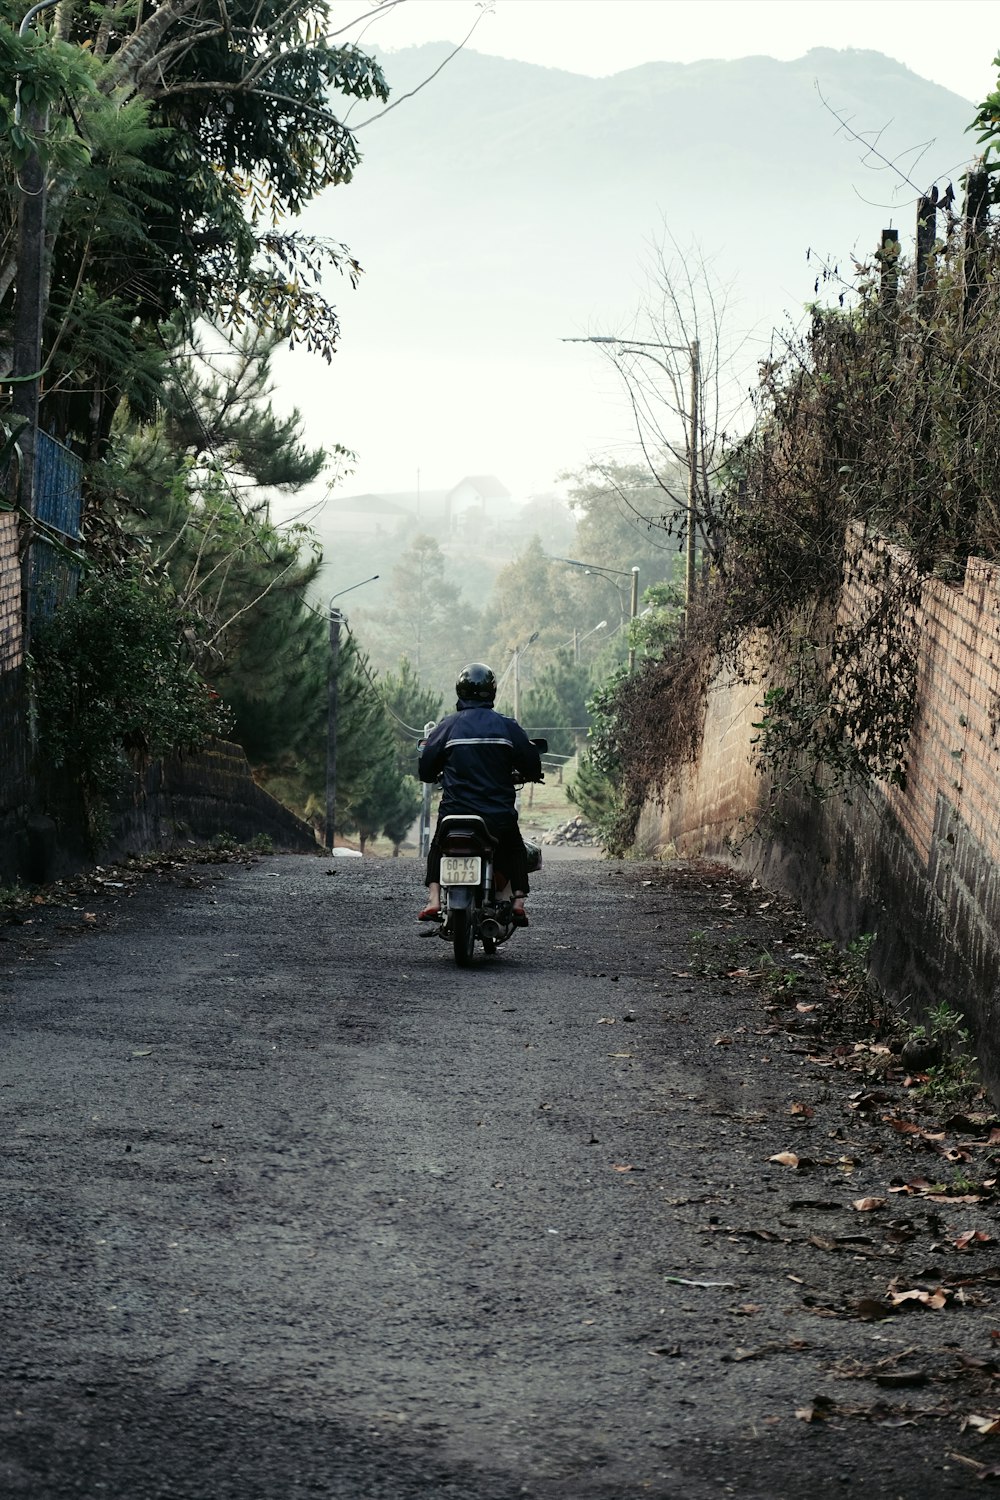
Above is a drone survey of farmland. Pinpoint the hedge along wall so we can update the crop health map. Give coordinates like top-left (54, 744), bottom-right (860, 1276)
top-left (0, 511), bottom-right (28, 878)
top-left (635, 524), bottom-right (1000, 1095)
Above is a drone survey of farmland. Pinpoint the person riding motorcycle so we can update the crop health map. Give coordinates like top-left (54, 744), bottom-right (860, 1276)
top-left (418, 662), bottom-right (542, 925)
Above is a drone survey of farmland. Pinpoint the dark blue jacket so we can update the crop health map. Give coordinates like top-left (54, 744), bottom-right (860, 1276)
top-left (419, 702), bottom-right (542, 820)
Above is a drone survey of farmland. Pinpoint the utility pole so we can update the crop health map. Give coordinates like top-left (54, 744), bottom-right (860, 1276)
top-left (323, 574), bottom-right (379, 854)
top-left (512, 631), bottom-right (538, 719)
top-left (561, 334), bottom-right (701, 632)
top-left (627, 566), bottom-right (640, 673)
top-left (419, 720), bottom-right (436, 858)
top-left (12, 0), bottom-right (59, 642)
top-left (685, 339), bottom-right (699, 632)
top-left (916, 188), bottom-right (938, 302)
top-left (324, 607), bottom-right (342, 852)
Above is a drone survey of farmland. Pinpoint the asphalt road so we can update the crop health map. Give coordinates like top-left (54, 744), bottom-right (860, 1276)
top-left (2, 851), bottom-right (998, 1498)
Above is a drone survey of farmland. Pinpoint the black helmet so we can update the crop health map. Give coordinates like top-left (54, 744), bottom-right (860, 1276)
top-left (456, 662), bottom-right (497, 704)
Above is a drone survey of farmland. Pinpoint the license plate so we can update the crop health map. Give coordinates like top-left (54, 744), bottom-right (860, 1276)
top-left (441, 854), bottom-right (481, 885)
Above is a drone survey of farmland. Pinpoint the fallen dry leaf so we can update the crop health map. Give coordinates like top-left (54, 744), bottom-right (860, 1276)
top-left (769, 1151), bottom-right (801, 1168)
top-left (789, 1102), bottom-right (814, 1118)
top-left (955, 1229), bottom-right (995, 1251)
top-left (852, 1197), bottom-right (886, 1212)
top-left (854, 1297), bottom-right (895, 1322)
top-left (961, 1413), bottom-right (1000, 1436)
top-left (887, 1280), bottom-right (951, 1311)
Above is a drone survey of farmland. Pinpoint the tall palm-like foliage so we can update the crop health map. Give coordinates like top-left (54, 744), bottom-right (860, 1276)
top-left (1, 0), bottom-right (386, 451)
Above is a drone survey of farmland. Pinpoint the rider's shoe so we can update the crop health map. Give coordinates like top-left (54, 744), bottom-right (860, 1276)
top-left (418, 904), bottom-right (441, 921)
top-left (511, 908), bottom-right (529, 928)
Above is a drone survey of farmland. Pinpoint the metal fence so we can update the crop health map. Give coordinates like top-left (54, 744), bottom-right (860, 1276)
top-left (30, 431), bottom-right (83, 623)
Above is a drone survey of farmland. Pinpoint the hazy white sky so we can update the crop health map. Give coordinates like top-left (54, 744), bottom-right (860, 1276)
top-left (278, 1), bottom-right (999, 519)
top-left (363, 0), bottom-right (998, 104)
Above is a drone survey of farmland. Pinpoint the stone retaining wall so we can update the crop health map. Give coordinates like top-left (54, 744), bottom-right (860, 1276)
top-left (110, 740), bottom-right (318, 858)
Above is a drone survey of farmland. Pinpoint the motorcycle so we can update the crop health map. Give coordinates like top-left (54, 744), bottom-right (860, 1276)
top-left (430, 738), bottom-right (547, 967)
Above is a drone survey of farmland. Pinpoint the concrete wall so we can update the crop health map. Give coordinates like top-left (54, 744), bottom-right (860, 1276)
top-left (638, 527), bottom-right (1000, 1092)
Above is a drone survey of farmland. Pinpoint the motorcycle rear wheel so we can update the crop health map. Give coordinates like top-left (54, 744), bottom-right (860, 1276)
top-left (452, 906), bottom-right (476, 967)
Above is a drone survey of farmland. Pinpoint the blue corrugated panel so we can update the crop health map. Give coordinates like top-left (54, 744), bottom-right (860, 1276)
top-left (31, 434), bottom-right (83, 622)
top-left (35, 432), bottom-right (82, 539)
top-left (31, 540), bottom-right (81, 620)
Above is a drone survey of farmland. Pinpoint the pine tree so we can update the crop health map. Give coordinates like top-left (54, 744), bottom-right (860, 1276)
top-left (381, 657), bottom-right (443, 778)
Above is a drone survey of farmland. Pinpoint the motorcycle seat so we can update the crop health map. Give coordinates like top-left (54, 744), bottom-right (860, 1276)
top-left (439, 813), bottom-right (499, 848)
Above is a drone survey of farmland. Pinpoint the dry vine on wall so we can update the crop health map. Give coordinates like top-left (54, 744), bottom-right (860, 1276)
top-left (598, 103), bottom-right (1000, 842)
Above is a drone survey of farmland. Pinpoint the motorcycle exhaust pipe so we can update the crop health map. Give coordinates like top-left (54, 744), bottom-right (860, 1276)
top-left (480, 917), bottom-right (503, 940)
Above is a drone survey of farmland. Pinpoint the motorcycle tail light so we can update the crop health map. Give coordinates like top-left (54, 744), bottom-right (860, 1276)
top-left (443, 838), bottom-right (479, 856)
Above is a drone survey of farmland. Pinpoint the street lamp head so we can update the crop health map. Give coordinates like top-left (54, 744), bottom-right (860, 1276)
top-left (329, 573), bottom-right (379, 607)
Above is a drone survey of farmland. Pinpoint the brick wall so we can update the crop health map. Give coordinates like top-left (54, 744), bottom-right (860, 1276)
top-left (638, 527), bottom-right (1000, 1094)
top-left (0, 512), bottom-right (27, 877)
top-left (0, 512), bottom-right (22, 675)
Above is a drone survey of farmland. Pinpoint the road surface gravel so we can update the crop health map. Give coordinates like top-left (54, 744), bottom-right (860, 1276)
top-left (1, 850), bottom-right (998, 1498)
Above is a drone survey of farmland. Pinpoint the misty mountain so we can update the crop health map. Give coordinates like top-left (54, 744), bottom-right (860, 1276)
top-left (282, 42), bottom-right (978, 599)
top-left (326, 42), bottom-right (973, 338)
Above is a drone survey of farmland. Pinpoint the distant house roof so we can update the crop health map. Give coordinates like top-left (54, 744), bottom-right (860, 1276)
top-left (448, 475), bottom-right (511, 501)
top-left (327, 489), bottom-right (450, 515)
top-left (328, 492), bottom-right (411, 516)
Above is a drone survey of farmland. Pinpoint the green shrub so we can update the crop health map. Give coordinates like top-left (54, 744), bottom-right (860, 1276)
top-left (32, 564), bottom-right (225, 807)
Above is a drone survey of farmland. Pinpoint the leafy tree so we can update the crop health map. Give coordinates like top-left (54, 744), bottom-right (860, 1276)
top-left (110, 326), bottom-right (330, 768)
top-left (270, 632), bottom-right (420, 852)
top-left (630, 581), bottom-right (685, 660)
top-left (565, 749), bottom-right (620, 838)
top-left (519, 647), bottom-right (595, 756)
top-left (159, 326), bottom-right (328, 492)
top-left (519, 681), bottom-right (569, 756)
top-left (32, 561), bottom-right (224, 830)
top-left (351, 752), bottom-right (420, 856)
top-left (1, 0), bottom-right (388, 452)
top-left (564, 461), bottom-right (684, 589)
top-left (969, 50), bottom-right (1000, 191)
top-left (358, 534), bottom-right (478, 700)
top-left (486, 535), bottom-right (578, 663)
top-left (381, 657), bottom-right (443, 777)
top-left (565, 668), bottom-right (629, 849)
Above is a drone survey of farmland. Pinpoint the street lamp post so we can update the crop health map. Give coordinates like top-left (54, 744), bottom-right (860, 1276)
top-left (628, 565), bottom-right (640, 671)
top-left (562, 335), bottom-right (700, 631)
top-left (569, 618), bottom-right (607, 661)
top-left (325, 574), bottom-right (378, 853)
top-left (512, 630), bottom-right (539, 719)
top-left (419, 720), bottom-right (436, 859)
top-left (549, 556), bottom-right (640, 670)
